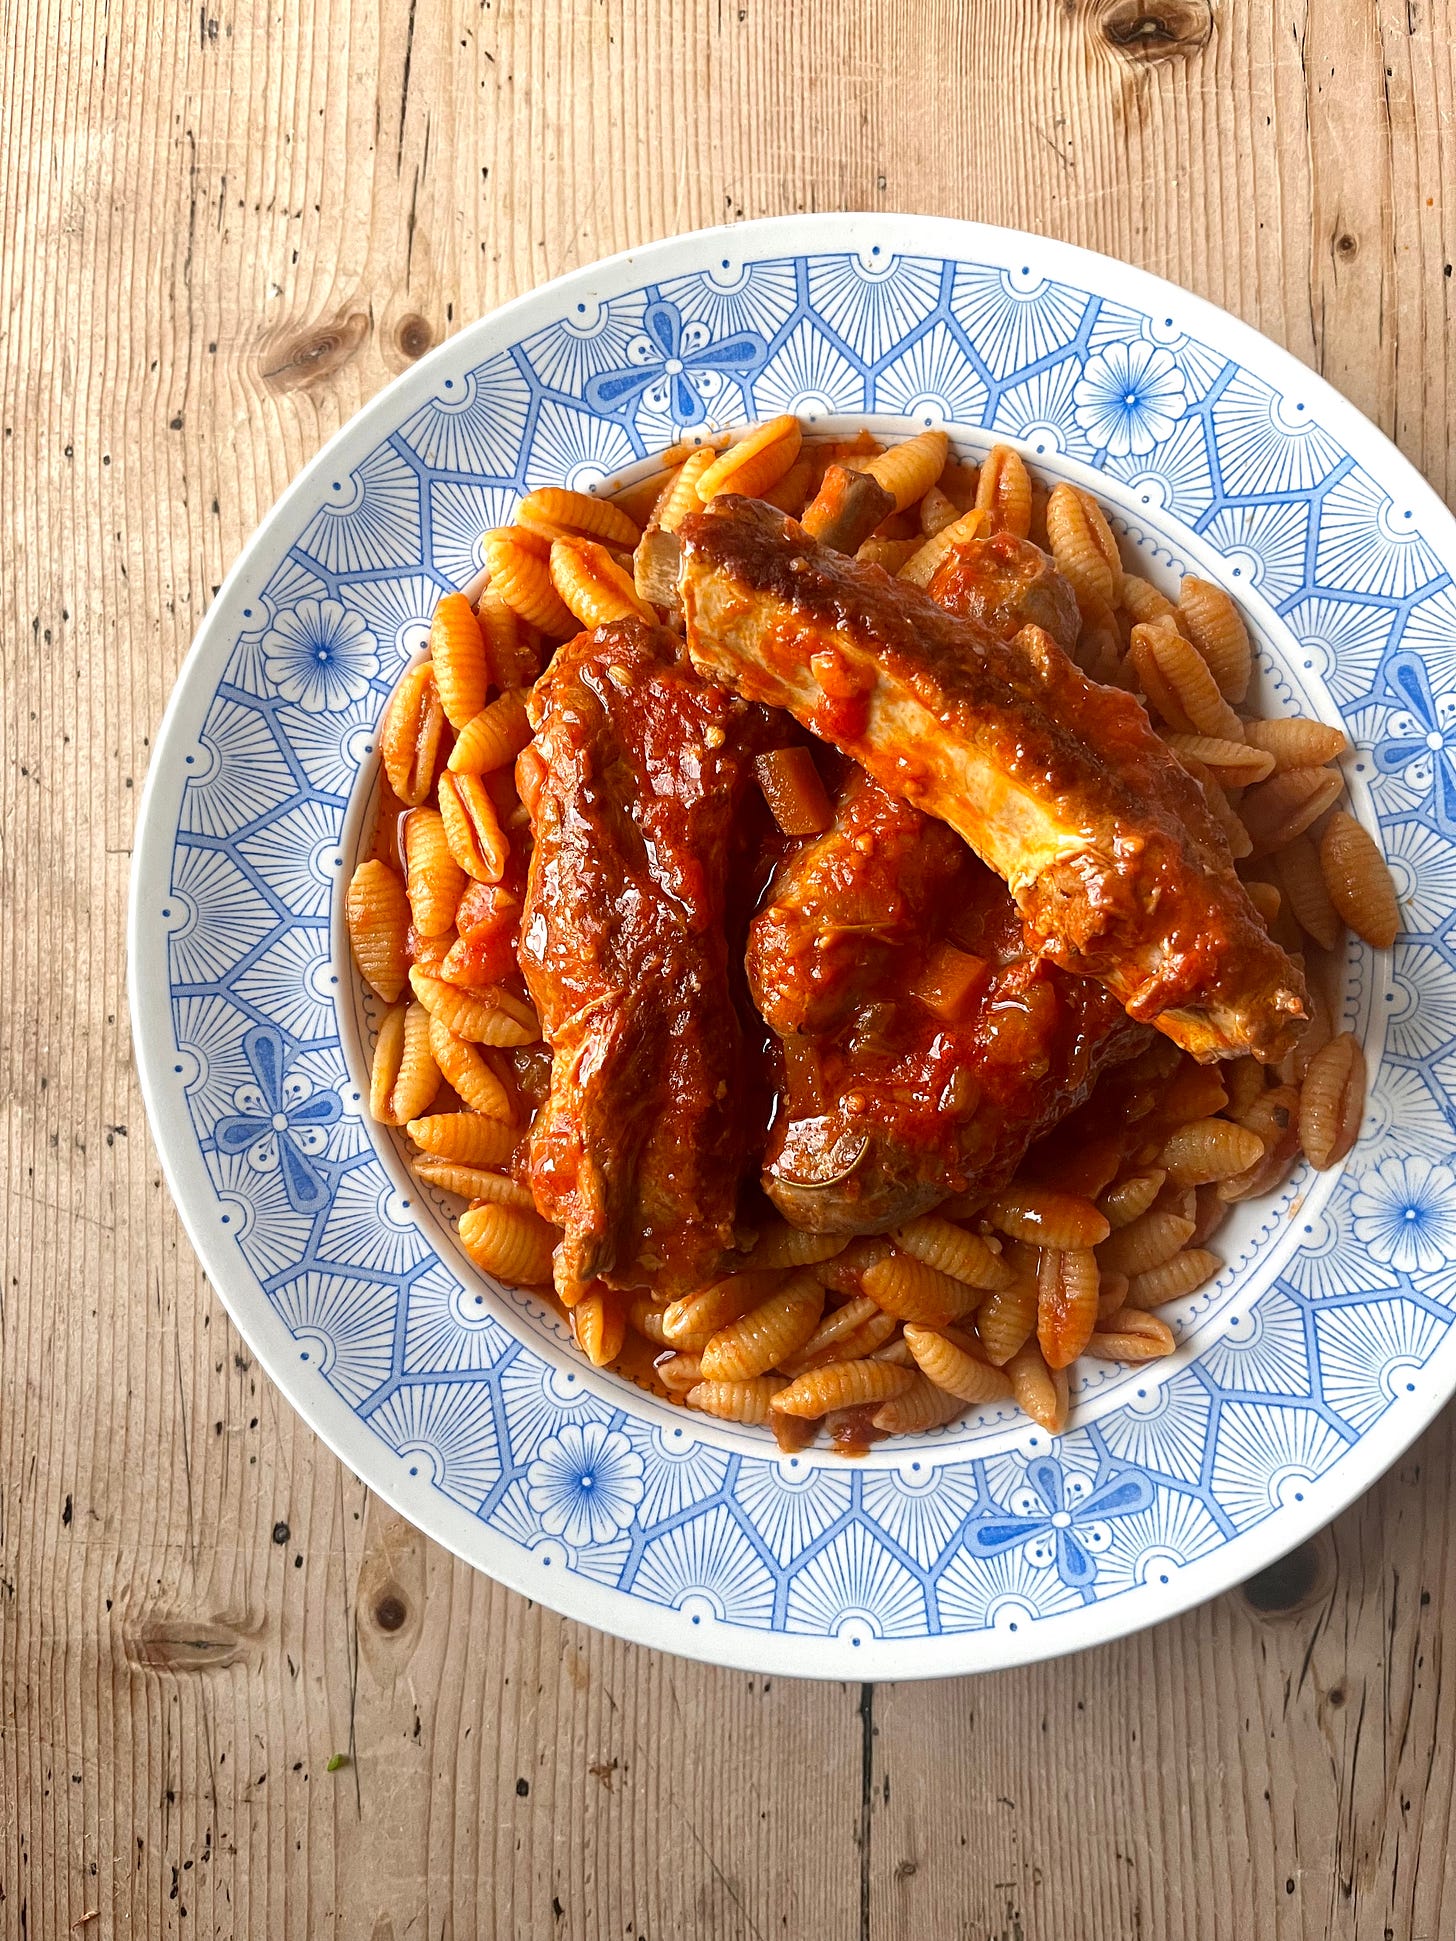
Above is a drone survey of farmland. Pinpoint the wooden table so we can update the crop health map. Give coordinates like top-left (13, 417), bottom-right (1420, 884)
top-left (5, 3), bottom-right (1456, 1934)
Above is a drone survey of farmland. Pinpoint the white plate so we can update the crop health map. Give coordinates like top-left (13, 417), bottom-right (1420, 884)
top-left (130, 214), bottom-right (1456, 1677)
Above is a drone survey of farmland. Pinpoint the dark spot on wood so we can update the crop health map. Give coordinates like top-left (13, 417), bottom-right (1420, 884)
top-left (271, 1520), bottom-right (290, 1545)
top-left (1335, 231), bottom-right (1359, 259)
top-left (1100, 0), bottom-right (1213, 59)
top-left (1242, 1538), bottom-right (1323, 1614)
top-left (1327, 1684), bottom-right (1346, 1707)
top-left (372, 1591), bottom-right (407, 1632)
top-left (61, 1494), bottom-right (72, 1526)
top-left (395, 312), bottom-right (434, 360)
top-left (516, 1776), bottom-right (530, 1797)
top-left (262, 311), bottom-right (370, 393)
top-left (125, 1617), bottom-right (252, 1672)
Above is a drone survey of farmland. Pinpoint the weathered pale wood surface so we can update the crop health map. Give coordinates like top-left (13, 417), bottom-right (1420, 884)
top-left (4, 2), bottom-right (1455, 1934)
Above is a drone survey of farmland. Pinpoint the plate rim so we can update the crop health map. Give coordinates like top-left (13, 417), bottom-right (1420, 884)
top-left (129, 210), bottom-right (1456, 1676)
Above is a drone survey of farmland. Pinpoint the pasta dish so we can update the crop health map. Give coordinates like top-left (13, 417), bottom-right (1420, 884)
top-left (346, 418), bottom-right (1395, 1452)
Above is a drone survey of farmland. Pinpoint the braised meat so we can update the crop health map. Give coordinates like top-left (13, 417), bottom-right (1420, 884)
top-left (517, 619), bottom-right (763, 1296)
top-left (929, 529), bottom-right (1080, 656)
top-left (678, 495), bottom-right (1306, 1064)
top-left (748, 768), bottom-right (967, 1040)
top-left (749, 771), bottom-right (1145, 1234)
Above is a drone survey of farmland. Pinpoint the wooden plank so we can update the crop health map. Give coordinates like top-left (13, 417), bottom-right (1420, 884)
top-left (870, 1414), bottom-right (1456, 1940)
top-left (2, 1), bottom-right (1455, 1935)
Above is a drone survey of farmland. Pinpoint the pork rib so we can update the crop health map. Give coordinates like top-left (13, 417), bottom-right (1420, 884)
top-left (518, 619), bottom-right (761, 1295)
top-left (679, 495), bottom-right (1305, 1063)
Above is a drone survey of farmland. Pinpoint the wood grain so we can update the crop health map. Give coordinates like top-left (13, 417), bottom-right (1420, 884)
top-left (3, 1), bottom-right (1455, 1934)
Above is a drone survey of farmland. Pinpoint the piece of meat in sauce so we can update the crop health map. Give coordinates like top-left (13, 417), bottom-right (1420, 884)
top-left (679, 495), bottom-right (1306, 1065)
top-left (517, 618), bottom-right (764, 1296)
top-left (929, 528), bottom-right (1080, 656)
top-left (749, 770), bottom-right (1145, 1233)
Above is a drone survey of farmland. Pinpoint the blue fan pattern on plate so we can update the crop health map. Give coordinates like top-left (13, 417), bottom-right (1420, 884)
top-left (142, 236), bottom-right (1456, 1666)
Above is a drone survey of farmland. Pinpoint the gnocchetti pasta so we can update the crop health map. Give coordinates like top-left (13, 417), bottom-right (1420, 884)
top-left (343, 415), bottom-right (1399, 1455)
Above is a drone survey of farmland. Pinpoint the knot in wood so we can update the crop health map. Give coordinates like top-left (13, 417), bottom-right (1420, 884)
top-left (1099, 0), bottom-right (1213, 60)
top-left (372, 1589), bottom-right (409, 1633)
top-left (262, 311), bottom-right (370, 393)
top-left (1240, 1536), bottom-right (1328, 1616)
top-left (126, 1616), bottom-right (252, 1673)
top-left (395, 313), bottom-right (434, 360)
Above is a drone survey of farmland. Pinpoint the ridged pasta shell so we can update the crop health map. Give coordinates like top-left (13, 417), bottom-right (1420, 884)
top-left (1159, 1117), bottom-right (1266, 1186)
top-left (769, 1359), bottom-right (915, 1418)
top-left (686, 1376), bottom-right (788, 1425)
top-left (437, 771), bottom-right (509, 882)
top-left (429, 593), bottom-right (489, 731)
top-left (1124, 1248), bottom-right (1221, 1310)
top-left (346, 858), bottom-right (411, 1003)
top-left (1035, 1248), bottom-right (1101, 1369)
top-left (1299, 1032), bottom-right (1367, 1169)
top-left (516, 485), bottom-right (640, 550)
top-left (549, 536), bottom-right (653, 628)
top-left (1005, 1341), bottom-right (1068, 1432)
top-left (403, 807), bottom-right (466, 938)
top-left (1240, 768), bottom-right (1344, 855)
top-left (983, 1185), bottom-right (1109, 1249)
top-left (903, 1325), bottom-right (1014, 1402)
top-left (1319, 811), bottom-right (1399, 949)
top-left (973, 443), bottom-right (1032, 538)
top-left (406, 1112), bottom-right (515, 1166)
top-left (380, 660), bottom-right (445, 806)
top-left (860, 1253), bottom-right (983, 1326)
top-left (699, 1273), bottom-right (824, 1382)
top-left (1098, 1169), bottom-right (1166, 1229)
top-left (856, 428), bottom-right (948, 514)
top-left (413, 1159), bottom-right (533, 1208)
top-left (660, 1270), bottom-right (781, 1350)
top-left (870, 1376), bottom-right (970, 1434)
top-left (458, 1201), bottom-right (556, 1285)
top-left (695, 415), bottom-right (804, 502)
top-left (1242, 716), bottom-right (1349, 770)
top-left (571, 1287), bottom-right (627, 1366)
top-left (427, 1015), bottom-right (514, 1119)
top-left (1177, 575), bottom-right (1252, 703)
top-left (483, 527), bottom-right (577, 635)
top-left (1083, 1310), bottom-right (1176, 1361)
top-left (740, 1223), bottom-right (847, 1271)
top-left (976, 1278), bottom-right (1039, 1366)
top-left (1046, 482), bottom-right (1122, 607)
top-left (1272, 835), bottom-right (1342, 951)
top-left (448, 689), bottom-right (533, 776)
top-left (891, 1215), bottom-right (1014, 1289)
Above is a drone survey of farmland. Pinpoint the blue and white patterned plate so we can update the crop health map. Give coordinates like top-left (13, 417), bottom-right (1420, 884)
top-left (130, 215), bottom-right (1456, 1677)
